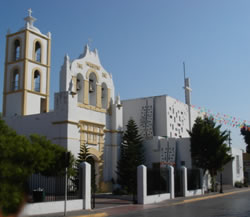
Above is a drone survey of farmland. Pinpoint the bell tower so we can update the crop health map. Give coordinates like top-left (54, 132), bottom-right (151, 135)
top-left (2, 9), bottom-right (51, 117)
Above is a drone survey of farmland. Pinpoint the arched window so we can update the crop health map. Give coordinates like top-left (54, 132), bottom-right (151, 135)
top-left (14, 39), bottom-right (20, 61)
top-left (12, 69), bottom-right (19, 91)
top-left (34, 70), bottom-right (41, 92)
top-left (89, 72), bottom-right (97, 106)
top-left (76, 73), bottom-right (84, 103)
top-left (101, 83), bottom-right (108, 109)
top-left (35, 41), bottom-right (41, 62)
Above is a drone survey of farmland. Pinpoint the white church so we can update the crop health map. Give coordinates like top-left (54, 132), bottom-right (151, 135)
top-left (2, 11), bottom-right (244, 191)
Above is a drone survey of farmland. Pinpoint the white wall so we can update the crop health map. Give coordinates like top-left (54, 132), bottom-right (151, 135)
top-left (4, 110), bottom-right (67, 146)
top-left (217, 148), bottom-right (244, 186)
top-left (143, 137), bottom-right (161, 167)
top-left (154, 96), bottom-right (167, 136)
top-left (5, 92), bottom-right (23, 116)
top-left (26, 93), bottom-right (44, 115)
top-left (166, 96), bottom-right (201, 138)
top-left (122, 95), bottom-right (202, 140)
top-left (143, 137), bottom-right (193, 169)
top-left (122, 97), bottom-right (152, 134)
top-left (176, 138), bottom-right (192, 168)
top-left (21, 200), bottom-right (83, 216)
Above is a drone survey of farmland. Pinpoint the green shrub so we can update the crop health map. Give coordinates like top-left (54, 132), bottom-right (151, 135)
top-left (235, 181), bottom-right (243, 188)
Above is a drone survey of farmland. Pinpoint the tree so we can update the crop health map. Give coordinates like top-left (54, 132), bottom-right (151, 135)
top-left (117, 119), bottom-right (145, 200)
top-left (0, 119), bottom-right (34, 216)
top-left (0, 119), bottom-right (73, 216)
top-left (29, 134), bottom-right (74, 176)
top-left (240, 125), bottom-right (250, 153)
top-left (188, 117), bottom-right (233, 191)
top-left (72, 143), bottom-right (91, 190)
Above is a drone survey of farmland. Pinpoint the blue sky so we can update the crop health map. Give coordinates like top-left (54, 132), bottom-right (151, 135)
top-left (1, 0), bottom-right (250, 150)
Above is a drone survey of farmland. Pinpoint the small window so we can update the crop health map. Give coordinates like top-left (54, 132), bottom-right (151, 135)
top-left (34, 70), bottom-right (40, 92)
top-left (14, 39), bottom-right (20, 61)
top-left (35, 41), bottom-right (41, 62)
top-left (40, 98), bottom-right (46, 113)
top-left (12, 69), bottom-right (19, 91)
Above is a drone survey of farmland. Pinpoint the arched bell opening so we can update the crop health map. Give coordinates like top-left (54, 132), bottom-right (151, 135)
top-left (76, 73), bottom-right (84, 103)
top-left (89, 72), bottom-right (97, 106)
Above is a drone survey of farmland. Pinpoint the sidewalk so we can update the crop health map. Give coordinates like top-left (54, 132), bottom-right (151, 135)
top-left (30, 187), bottom-right (250, 217)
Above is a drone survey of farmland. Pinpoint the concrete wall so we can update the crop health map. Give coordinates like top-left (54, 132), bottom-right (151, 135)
top-left (143, 137), bottom-right (193, 169)
top-left (3, 110), bottom-right (67, 146)
top-left (220, 148), bottom-right (244, 185)
top-left (21, 200), bottom-right (83, 216)
top-left (5, 92), bottom-right (23, 116)
top-left (122, 95), bottom-right (202, 139)
top-left (176, 138), bottom-right (192, 168)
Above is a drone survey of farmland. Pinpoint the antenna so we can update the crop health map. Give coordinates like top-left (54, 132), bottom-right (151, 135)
top-left (183, 61), bottom-right (192, 131)
top-left (183, 61), bottom-right (186, 80)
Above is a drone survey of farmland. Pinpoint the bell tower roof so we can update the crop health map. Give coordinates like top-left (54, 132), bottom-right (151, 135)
top-left (24, 8), bottom-right (36, 27)
top-left (20, 8), bottom-right (41, 34)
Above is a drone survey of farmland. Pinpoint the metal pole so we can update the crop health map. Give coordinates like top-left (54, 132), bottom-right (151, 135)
top-left (64, 167), bottom-right (67, 216)
top-left (220, 172), bottom-right (223, 193)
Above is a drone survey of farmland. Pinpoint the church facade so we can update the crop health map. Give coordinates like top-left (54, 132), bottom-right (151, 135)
top-left (2, 11), bottom-right (122, 191)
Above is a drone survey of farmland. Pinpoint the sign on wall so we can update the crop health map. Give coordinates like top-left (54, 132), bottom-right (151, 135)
top-left (160, 140), bottom-right (176, 167)
top-left (140, 98), bottom-right (154, 139)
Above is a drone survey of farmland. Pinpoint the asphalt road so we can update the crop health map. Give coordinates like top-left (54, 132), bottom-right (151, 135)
top-left (112, 190), bottom-right (250, 217)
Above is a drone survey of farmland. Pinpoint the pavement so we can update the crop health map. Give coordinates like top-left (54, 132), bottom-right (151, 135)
top-left (31, 186), bottom-right (250, 217)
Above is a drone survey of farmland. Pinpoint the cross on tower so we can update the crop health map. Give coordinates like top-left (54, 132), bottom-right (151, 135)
top-left (24, 8), bottom-right (36, 27)
top-left (28, 8), bottom-right (32, 17)
top-left (88, 38), bottom-right (93, 48)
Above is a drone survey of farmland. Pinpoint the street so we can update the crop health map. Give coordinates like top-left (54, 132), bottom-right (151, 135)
top-left (110, 190), bottom-right (250, 217)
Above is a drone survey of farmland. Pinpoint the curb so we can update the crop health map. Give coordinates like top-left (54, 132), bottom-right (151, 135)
top-left (173, 188), bottom-right (250, 205)
top-left (75, 212), bottom-right (108, 217)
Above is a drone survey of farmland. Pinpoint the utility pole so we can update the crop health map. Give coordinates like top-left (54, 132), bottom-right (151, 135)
top-left (64, 152), bottom-right (70, 216)
top-left (228, 130), bottom-right (232, 148)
